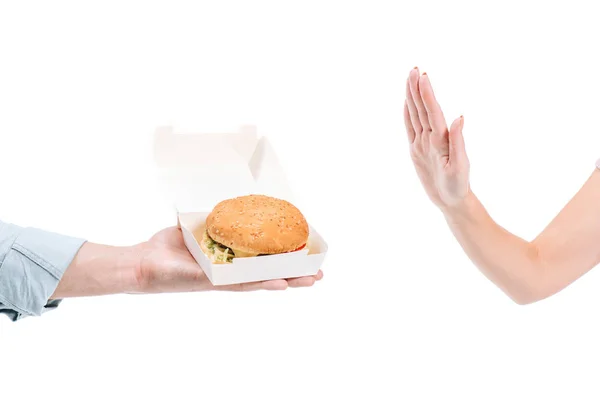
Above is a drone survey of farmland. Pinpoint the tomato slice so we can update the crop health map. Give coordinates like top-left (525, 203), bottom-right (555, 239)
top-left (294, 243), bottom-right (306, 251)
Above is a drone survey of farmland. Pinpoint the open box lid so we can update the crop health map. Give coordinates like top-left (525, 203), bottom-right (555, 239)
top-left (153, 125), bottom-right (295, 213)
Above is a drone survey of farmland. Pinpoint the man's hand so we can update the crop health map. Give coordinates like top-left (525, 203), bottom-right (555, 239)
top-left (404, 67), bottom-right (471, 211)
top-left (52, 226), bottom-right (323, 299)
top-left (132, 226), bottom-right (323, 293)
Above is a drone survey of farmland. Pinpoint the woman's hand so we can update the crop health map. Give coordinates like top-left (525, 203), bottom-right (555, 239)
top-left (404, 67), bottom-right (470, 210)
top-left (133, 226), bottom-right (323, 293)
top-left (402, 66), bottom-right (600, 304)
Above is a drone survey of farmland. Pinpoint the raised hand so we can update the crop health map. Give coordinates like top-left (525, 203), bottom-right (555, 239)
top-left (404, 67), bottom-right (470, 210)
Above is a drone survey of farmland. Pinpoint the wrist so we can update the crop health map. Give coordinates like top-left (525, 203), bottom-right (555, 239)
top-left (115, 244), bottom-right (144, 294)
top-left (440, 189), bottom-right (480, 222)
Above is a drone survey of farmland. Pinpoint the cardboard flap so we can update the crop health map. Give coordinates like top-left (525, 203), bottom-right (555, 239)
top-left (154, 125), bottom-right (258, 166)
top-left (154, 125), bottom-right (294, 212)
top-left (248, 136), bottom-right (295, 203)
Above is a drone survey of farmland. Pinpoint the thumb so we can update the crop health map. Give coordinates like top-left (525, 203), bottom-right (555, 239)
top-left (175, 207), bottom-right (182, 230)
top-left (449, 116), bottom-right (467, 166)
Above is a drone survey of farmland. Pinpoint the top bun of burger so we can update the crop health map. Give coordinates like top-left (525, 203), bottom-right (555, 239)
top-left (201, 194), bottom-right (309, 262)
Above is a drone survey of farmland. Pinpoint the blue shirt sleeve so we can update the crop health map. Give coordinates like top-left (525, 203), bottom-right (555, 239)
top-left (0, 220), bottom-right (86, 321)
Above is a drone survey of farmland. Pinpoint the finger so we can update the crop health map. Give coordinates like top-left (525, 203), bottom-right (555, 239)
top-left (449, 116), bottom-right (467, 166)
top-left (408, 68), bottom-right (431, 133)
top-left (287, 276), bottom-right (316, 288)
top-left (173, 206), bottom-right (183, 231)
top-left (151, 227), bottom-right (187, 250)
top-left (419, 73), bottom-right (447, 134)
top-left (404, 101), bottom-right (416, 143)
top-left (406, 73), bottom-right (422, 136)
top-left (244, 279), bottom-right (288, 291)
top-left (215, 270), bottom-right (324, 292)
top-left (215, 279), bottom-right (288, 292)
top-left (258, 279), bottom-right (289, 291)
top-left (288, 269), bottom-right (324, 287)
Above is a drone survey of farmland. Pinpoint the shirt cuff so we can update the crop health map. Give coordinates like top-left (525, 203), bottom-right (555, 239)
top-left (0, 225), bottom-right (86, 321)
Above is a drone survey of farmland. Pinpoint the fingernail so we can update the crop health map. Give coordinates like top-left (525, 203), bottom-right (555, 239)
top-left (413, 66), bottom-right (418, 69)
top-left (422, 72), bottom-right (427, 76)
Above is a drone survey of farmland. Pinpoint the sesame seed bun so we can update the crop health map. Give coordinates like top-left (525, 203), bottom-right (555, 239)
top-left (205, 194), bottom-right (309, 255)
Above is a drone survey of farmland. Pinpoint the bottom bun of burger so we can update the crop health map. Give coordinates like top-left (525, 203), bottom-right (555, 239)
top-left (199, 194), bottom-right (309, 263)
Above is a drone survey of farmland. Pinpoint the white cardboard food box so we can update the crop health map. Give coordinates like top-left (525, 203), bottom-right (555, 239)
top-left (153, 125), bottom-right (328, 286)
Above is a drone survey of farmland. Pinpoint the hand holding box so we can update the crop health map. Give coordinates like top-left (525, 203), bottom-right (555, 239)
top-left (154, 125), bottom-right (328, 285)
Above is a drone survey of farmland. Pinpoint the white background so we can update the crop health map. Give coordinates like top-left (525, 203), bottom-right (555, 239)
top-left (2, 1), bottom-right (600, 399)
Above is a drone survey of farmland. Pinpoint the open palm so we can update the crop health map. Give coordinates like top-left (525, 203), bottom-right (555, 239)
top-left (404, 67), bottom-right (470, 209)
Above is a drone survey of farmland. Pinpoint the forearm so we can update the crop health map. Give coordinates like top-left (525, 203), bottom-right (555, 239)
top-left (442, 191), bottom-right (543, 304)
top-left (50, 242), bottom-right (140, 299)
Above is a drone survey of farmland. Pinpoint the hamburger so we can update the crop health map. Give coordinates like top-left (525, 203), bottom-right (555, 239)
top-left (199, 194), bottom-right (309, 264)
